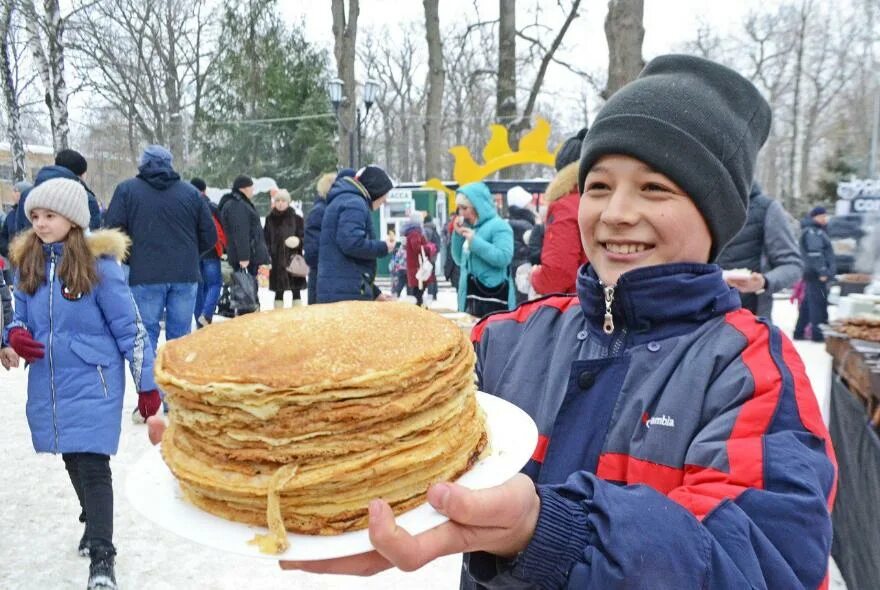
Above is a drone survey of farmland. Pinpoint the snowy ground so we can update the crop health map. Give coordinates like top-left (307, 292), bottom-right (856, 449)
top-left (0, 285), bottom-right (845, 588)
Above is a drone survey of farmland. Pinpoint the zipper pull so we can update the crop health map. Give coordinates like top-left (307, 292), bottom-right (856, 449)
top-left (603, 285), bottom-right (615, 335)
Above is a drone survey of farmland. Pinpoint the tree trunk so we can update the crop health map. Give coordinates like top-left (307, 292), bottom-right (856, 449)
top-left (0, 3), bottom-right (27, 182)
top-left (423, 0), bottom-right (444, 179)
top-left (163, 1), bottom-right (183, 165)
top-left (787, 3), bottom-right (809, 211)
top-left (497, 0), bottom-right (516, 178)
top-left (332, 0), bottom-right (359, 169)
top-left (23, 0), bottom-right (69, 151)
top-left (602, 0), bottom-right (645, 99)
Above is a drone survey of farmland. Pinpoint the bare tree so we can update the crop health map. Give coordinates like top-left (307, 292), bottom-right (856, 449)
top-left (21, 0), bottom-right (70, 151)
top-left (1, 1), bottom-right (29, 181)
top-left (70, 0), bottom-right (215, 166)
top-left (497, 0), bottom-right (516, 134)
top-left (602, 0), bottom-right (644, 99)
top-left (331, 0), bottom-right (359, 168)
top-left (423, 0), bottom-right (444, 179)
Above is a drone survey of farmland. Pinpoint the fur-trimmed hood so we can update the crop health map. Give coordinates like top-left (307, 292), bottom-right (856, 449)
top-left (10, 228), bottom-right (131, 266)
top-left (544, 161), bottom-right (579, 204)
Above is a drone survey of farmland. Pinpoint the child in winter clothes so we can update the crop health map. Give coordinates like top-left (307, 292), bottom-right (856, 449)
top-left (4, 178), bottom-right (160, 590)
top-left (282, 55), bottom-right (837, 590)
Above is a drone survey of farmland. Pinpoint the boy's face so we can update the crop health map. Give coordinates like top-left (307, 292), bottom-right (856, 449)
top-left (579, 154), bottom-right (712, 286)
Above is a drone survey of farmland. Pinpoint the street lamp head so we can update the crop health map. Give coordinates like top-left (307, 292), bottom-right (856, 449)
top-left (363, 79), bottom-right (380, 109)
top-left (327, 78), bottom-right (344, 109)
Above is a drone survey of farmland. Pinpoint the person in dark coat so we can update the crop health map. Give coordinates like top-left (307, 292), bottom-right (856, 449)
top-left (794, 205), bottom-right (836, 341)
top-left (506, 186), bottom-right (536, 303)
top-left (422, 214), bottom-right (442, 301)
top-left (263, 189), bottom-right (306, 308)
top-left (218, 175), bottom-right (270, 275)
top-left (0, 180), bottom-right (31, 285)
top-left (316, 166), bottom-right (396, 303)
top-left (304, 169), bottom-right (354, 305)
top-left (16, 149), bottom-right (102, 233)
top-left (190, 178), bottom-right (224, 326)
top-left (104, 145), bottom-right (216, 355)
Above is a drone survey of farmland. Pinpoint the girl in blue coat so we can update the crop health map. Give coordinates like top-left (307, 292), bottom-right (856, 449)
top-left (5, 178), bottom-right (159, 590)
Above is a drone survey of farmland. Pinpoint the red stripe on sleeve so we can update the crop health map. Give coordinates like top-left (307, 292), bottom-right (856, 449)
top-left (470, 295), bottom-right (578, 343)
top-left (532, 434), bottom-right (550, 463)
top-left (596, 453), bottom-right (685, 495)
top-left (778, 334), bottom-right (838, 509)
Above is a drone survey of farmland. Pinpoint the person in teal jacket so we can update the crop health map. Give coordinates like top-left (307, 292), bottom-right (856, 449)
top-left (450, 182), bottom-right (515, 316)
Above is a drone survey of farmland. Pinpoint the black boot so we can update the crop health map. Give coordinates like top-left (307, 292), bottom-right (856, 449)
top-left (78, 528), bottom-right (90, 557)
top-left (87, 544), bottom-right (117, 590)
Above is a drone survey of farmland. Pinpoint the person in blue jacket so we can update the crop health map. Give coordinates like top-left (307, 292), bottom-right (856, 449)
top-left (4, 178), bottom-right (159, 590)
top-left (282, 55), bottom-right (837, 590)
top-left (316, 166), bottom-right (396, 303)
top-left (15, 149), bottom-right (102, 233)
top-left (450, 182), bottom-right (515, 316)
top-left (304, 171), bottom-right (344, 305)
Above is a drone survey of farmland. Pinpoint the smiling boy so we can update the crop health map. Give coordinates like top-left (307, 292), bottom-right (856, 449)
top-left (282, 55), bottom-right (837, 589)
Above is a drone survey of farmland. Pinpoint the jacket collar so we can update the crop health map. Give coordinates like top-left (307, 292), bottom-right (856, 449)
top-left (576, 262), bottom-right (741, 345)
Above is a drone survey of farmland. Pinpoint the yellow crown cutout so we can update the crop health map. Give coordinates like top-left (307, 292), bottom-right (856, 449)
top-left (423, 117), bottom-right (559, 213)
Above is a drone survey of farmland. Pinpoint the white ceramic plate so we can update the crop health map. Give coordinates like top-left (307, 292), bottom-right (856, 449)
top-left (126, 392), bottom-right (537, 561)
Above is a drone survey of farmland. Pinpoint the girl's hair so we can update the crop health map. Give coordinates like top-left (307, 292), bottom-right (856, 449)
top-left (12, 227), bottom-right (99, 296)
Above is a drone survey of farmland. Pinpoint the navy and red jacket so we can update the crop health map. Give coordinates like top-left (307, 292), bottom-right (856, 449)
top-left (463, 263), bottom-right (837, 589)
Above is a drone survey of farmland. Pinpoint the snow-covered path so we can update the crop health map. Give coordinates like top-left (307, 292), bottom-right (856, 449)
top-left (0, 292), bottom-right (844, 589)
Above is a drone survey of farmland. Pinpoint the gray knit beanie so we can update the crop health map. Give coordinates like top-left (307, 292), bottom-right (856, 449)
top-left (578, 54), bottom-right (771, 260)
top-left (24, 178), bottom-right (91, 229)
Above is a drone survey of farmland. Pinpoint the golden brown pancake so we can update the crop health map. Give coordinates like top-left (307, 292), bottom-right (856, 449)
top-left (155, 301), bottom-right (487, 552)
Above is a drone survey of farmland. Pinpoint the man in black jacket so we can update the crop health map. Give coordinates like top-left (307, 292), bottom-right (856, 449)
top-left (218, 175), bottom-right (269, 314)
top-left (794, 205), bottom-right (836, 341)
top-left (104, 145), bottom-right (216, 353)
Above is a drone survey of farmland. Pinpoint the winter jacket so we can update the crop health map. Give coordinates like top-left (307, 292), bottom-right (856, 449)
top-left (105, 161), bottom-right (216, 285)
top-left (200, 195), bottom-right (222, 261)
top-left (0, 203), bottom-right (19, 259)
top-left (218, 190), bottom-right (269, 269)
top-left (16, 166), bottom-right (102, 233)
top-left (450, 182), bottom-right (515, 312)
top-left (532, 162), bottom-right (587, 295)
top-left (507, 205), bottom-right (536, 272)
top-left (316, 177), bottom-right (388, 303)
top-left (715, 184), bottom-right (802, 315)
top-left (423, 220), bottom-right (443, 261)
top-left (404, 224), bottom-right (436, 288)
top-left (303, 197), bottom-right (327, 270)
top-left (5, 230), bottom-right (157, 456)
top-left (800, 220), bottom-right (836, 281)
top-left (0, 270), bottom-right (11, 342)
top-left (527, 223), bottom-right (544, 265)
top-left (463, 263), bottom-right (836, 590)
top-left (263, 207), bottom-right (305, 293)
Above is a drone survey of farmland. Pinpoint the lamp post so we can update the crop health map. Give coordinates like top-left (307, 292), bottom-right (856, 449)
top-left (326, 78), bottom-right (380, 169)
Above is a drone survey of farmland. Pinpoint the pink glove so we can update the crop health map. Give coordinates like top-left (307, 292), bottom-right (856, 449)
top-left (7, 328), bottom-right (45, 363)
top-left (138, 390), bottom-right (162, 419)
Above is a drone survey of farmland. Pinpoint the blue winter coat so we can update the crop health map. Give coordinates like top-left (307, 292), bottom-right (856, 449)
top-left (5, 230), bottom-right (157, 456)
top-left (16, 165), bottom-right (102, 233)
top-left (316, 177), bottom-right (389, 303)
top-left (104, 160), bottom-right (216, 285)
top-left (450, 182), bottom-right (515, 312)
top-left (463, 263), bottom-right (836, 589)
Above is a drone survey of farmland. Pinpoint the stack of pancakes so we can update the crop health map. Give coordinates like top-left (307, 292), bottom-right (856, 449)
top-left (155, 301), bottom-right (487, 552)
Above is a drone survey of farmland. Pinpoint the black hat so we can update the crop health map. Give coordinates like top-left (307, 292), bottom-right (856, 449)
top-left (55, 149), bottom-right (88, 176)
top-left (809, 206), bottom-right (827, 217)
top-left (232, 175), bottom-right (253, 191)
top-left (578, 54), bottom-right (771, 260)
top-left (355, 165), bottom-right (393, 201)
top-left (190, 177), bottom-right (207, 192)
top-left (555, 127), bottom-right (588, 171)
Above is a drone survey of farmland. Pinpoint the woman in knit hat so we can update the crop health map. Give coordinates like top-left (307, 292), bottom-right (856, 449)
top-left (4, 178), bottom-right (159, 590)
top-left (284, 55), bottom-right (836, 590)
top-left (263, 188), bottom-right (306, 307)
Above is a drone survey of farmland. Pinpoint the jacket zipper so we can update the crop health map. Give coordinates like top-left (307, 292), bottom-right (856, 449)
top-left (48, 249), bottom-right (59, 452)
top-left (96, 365), bottom-right (108, 398)
top-left (602, 283), bottom-right (628, 356)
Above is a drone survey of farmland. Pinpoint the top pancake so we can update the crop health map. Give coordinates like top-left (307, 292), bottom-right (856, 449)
top-left (157, 301), bottom-right (467, 390)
